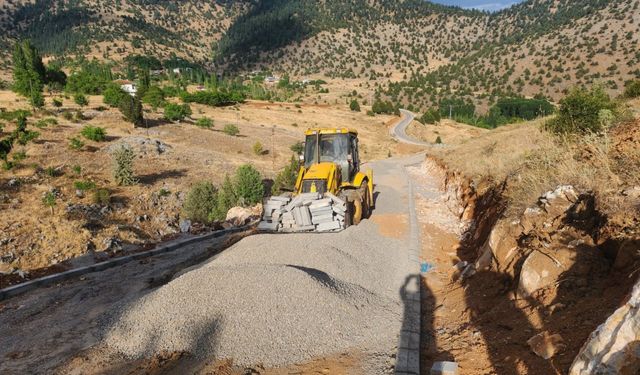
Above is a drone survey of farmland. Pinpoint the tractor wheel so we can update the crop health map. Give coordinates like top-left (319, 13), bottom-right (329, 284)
top-left (362, 184), bottom-right (371, 219)
top-left (344, 200), bottom-right (354, 228)
top-left (353, 197), bottom-right (363, 225)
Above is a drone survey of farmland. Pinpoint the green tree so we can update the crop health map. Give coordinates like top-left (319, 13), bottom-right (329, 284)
top-left (290, 141), bottom-right (304, 154)
top-left (183, 181), bottom-right (218, 224)
top-left (546, 85), bottom-right (617, 134)
top-left (12, 40), bottom-right (45, 99)
top-left (118, 95), bottom-right (144, 127)
top-left (103, 83), bottom-right (129, 107)
top-left (350, 99), bottom-right (361, 112)
top-left (272, 155), bottom-right (300, 194)
top-left (212, 174), bottom-right (237, 221)
top-left (234, 164), bottom-right (264, 206)
top-left (164, 103), bottom-right (192, 122)
top-left (142, 86), bottom-right (165, 109)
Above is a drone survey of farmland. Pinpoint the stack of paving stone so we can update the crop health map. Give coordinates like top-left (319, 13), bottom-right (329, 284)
top-left (257, 192), bottom-right (347, 232)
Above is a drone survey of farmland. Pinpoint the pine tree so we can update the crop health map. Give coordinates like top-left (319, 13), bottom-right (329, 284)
top-left (118, 95), bottom-right (144, 127)
top-left (12, 40), bottom-right (45, 101)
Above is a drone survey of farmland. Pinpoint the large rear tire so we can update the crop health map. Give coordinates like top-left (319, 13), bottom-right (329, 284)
top-left (353, 197), bottom-right (363, 225)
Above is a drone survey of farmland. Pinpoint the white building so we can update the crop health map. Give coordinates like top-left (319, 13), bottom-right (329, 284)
top-left (115, 80), bottom-right (137, 96)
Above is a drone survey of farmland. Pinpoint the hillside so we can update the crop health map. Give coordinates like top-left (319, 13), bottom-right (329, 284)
top-left (1, 0), bottom-right (639, 111)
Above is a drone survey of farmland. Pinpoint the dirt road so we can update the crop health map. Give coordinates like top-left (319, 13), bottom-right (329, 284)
top-left (0, 149), bottom-right (427, 374)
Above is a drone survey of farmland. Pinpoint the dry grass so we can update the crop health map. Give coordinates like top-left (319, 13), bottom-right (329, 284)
top-left (432, 112), bottom-right (640, 215)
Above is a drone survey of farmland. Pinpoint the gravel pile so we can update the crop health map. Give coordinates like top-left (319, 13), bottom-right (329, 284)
top-left (103, 220), bottom-right (409, 368)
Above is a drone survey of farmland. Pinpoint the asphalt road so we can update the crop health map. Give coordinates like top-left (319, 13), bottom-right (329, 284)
top-left (390, 109), bottom-right (430, 146)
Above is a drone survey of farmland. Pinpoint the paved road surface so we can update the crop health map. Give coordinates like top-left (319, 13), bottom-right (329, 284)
top-left (390, 109), bottom-right (430, 146)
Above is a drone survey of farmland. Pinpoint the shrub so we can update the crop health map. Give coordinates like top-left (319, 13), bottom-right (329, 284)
top-left (92, 188), bottom-right (111, 205)
top-left (112, 145), bottom-right (137, 186)
top-left (195, 117), bottom-right (213, 128)
top-left (34, 118), bottom-right (57, 128)
top-left (183, 181), bottom-right (218, 224)
top-left (213, 175), bottom-right (237, 221)
top-left (42, 191), bottom-right (56, 213)
top-left (180, 90), bottom-right (245, 107)
top-left (546, 85), bottom-right (618, 134)
top-left (72, 165), bottom-right (82, 175)
top-left (74, 93), bottom-right (88, 107)
top-left (30, 91), bottom-right (45, 108)
top-left (290, 141), bottom-right (304, 154)
top-left (62, 111), bottom-right (73, 121)
top-left (223, 124), bottom-right (239, 136)
top-left (103, 83), bottom-right (129, 107)
top-left (253, 141), bottom-right (264, 155)
top-left (164, 103), bottom-right (192, 122)
top-left (68, 137), bottom-right (85, 150)
top-left (435, 136), bottom-right (443, 144)
top-left (81, 125), bottom-right (107, 142)
top-left (74, 180), bottom-right (96, 191)
top-left (44, 166), bottom-right (60, 177)
top-left (142, 85), bottom-right (165, 109)
top-left (52, 98), bottom-right (63, 107)
top-left (234, 164), bottom-right (264, 206)
top-left (350, 99), bottom-right (361, 112)
top-left (118, 95), bottom-right (144, 127)
top-left (12, 150), bottom-right (27, 162)
top-left (624, 80), bottom-right (640, 98)
top-left (420, 109), bottom-right (441, 124)
top-left (272, 155), bottom-right (300, 194)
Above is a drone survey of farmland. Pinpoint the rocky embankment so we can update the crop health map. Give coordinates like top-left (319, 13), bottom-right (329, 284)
top-left (422, 156), bottom-right (640, 373)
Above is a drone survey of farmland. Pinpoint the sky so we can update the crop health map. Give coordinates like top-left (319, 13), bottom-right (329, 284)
top-left (429, 0), bottom-right (524, 12)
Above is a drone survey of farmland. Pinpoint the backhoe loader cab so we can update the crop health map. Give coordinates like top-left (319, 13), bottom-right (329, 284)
top-left (295, 128), bottom-right (374, 225)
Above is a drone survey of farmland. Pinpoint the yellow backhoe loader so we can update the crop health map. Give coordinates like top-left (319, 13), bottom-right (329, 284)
top-left (259, 128), bottom-right (374, 232)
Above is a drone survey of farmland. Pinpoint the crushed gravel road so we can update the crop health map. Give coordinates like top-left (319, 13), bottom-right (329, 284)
top-left (103, 220), bottom-right (409, 369)
top-left (0, 153), bottom-right (422, 374)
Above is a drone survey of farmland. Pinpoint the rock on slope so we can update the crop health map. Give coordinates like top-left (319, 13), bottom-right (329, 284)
top-left (570, 280), bottom-right (640, 375)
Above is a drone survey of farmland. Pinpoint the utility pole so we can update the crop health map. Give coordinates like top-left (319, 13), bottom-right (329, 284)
top-left (272, 125), bottom-right (276, 174)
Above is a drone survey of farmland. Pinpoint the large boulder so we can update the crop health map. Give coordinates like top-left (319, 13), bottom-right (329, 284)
top-left (226, 204), bottom-right (262, 227)
top-left (570, 280), bottom-right (640, 375)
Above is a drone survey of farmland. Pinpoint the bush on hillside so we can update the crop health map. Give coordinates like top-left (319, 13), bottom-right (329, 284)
top-left (74, 93), bottom-right (88, 107)
top-left (195, 117), bottom-right (213, 128)
top-left (164, 103), bottom-right (192, 122)
top-left (223, 124), bottom-right (240, 136)
top-left (234, 164), bottom-right (264, 206)
top-left (118, 95), bottom-right (144, 127)
top-left (142, 85), bottom-right (165, 109)
top-left (624, 80), bottom-right (640, 98)
top-left (103, 83), bottom-right (129, 107)
top-left (272, 155), bottom-right (300, 195)
top-left (213, 175), bottom-right (237, 221)
top-left (253, 141), bottom-right (264, 155)
top-left (183, 181), bottom-right (219, 224)
top-left (350, 99), bottom-right (360, 112)
top-left (112, 145), bottom-right (137, 186)
top-left (81, 125), bottom-right (106, 142)
top-left (420, 108), bottom-right (441, 124)
top-left (546, 85), bottom-right (618, 134)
